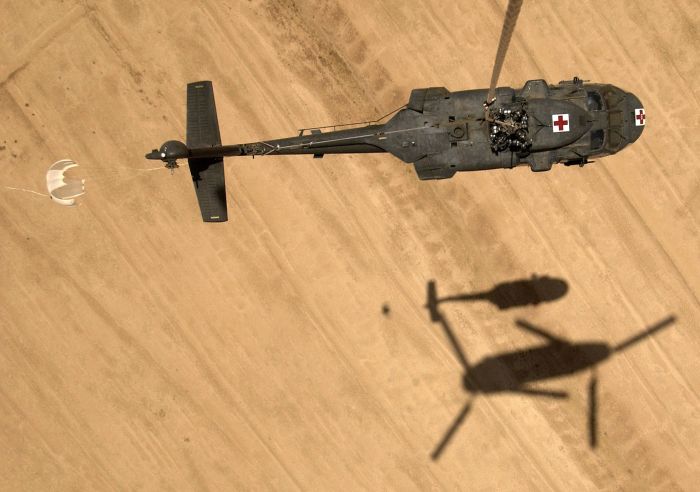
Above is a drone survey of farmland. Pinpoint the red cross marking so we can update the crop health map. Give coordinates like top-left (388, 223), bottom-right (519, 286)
top-left (636, 110), bottom-right (645, 125)
top-left (554, 114), bottom-right (568, 131)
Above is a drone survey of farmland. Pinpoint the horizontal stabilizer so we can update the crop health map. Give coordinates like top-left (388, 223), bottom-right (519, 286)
top-left (186, 81), bottom-right (228, 222)
top-left (187, 81), bottom-right (222, 148)
top-left (189, 157), bottom-right (227, 222)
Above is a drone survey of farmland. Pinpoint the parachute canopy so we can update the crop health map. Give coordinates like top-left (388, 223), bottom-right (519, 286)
top-left (46, 159), bottom-right (85, 206)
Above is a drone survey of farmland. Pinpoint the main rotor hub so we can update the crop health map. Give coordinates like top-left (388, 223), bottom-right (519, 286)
top-left (463, 374), bottom-right (477, 392)
top-left (487, 105), bottom-right (532, 156)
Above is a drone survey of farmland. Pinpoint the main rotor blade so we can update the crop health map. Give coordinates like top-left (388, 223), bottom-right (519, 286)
top-left (588, 374), bottom-right (598, 448)
top-left (613, 316), bottom-right (676, 353)
top-left (487, 0), bottom-right (525, 103)
top-left (510, 387), bottom-right (568, 399)
top-left (434, 310), bottom-right (471, 372)
top-left (431, 400), bottom-right (472, 460)
top-left (514, 319), bottom-right (568, 345)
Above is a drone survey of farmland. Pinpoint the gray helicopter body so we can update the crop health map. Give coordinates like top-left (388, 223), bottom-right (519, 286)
top-left (251, 77), bottom-right (644, 178)
top-left (148, 0), bottom-right (646, 222)
top-left (148, 77), bottom-right (644, 221)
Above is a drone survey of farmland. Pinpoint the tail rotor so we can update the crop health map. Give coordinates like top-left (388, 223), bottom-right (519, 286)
top-left (426, 280), bottom-right (440, 322)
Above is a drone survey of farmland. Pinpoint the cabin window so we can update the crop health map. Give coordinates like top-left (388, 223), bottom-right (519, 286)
top-left (586, 91), bottom-right (604, 111)
top-left (590, 129), bottom-right (604, 150)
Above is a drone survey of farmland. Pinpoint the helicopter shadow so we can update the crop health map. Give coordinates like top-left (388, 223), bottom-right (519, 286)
top-left (426, 275), bottom-right (568, 316)
top-left (425, 286), bottom-right (676, 459)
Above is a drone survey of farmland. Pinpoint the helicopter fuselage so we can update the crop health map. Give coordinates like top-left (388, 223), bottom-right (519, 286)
top-left (158, 77), bottom-right (644, 181)
top-left (146, 78), bottom-right (644, 221)
top-left (465, 342), bottom-right (611, 393)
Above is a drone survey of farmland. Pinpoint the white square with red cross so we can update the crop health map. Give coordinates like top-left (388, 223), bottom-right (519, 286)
top-left (635, 108), bottom-right (645, 126)
top-left (551, 114), bottom-right (570, 133)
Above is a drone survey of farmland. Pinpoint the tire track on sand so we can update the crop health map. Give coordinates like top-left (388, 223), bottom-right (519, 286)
top-left (0, 3), bottom-right (85, 87)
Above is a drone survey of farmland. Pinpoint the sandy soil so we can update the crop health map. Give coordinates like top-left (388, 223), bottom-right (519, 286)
top-left (1, 0), bottom-right (699, 489)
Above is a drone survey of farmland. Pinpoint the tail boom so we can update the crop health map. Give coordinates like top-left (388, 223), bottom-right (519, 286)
top-left (145, 81), bottom-right (386, 222)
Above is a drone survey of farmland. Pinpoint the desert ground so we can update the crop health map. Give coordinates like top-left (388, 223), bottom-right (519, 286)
top-left (1, 0), bottom-right (699, 489)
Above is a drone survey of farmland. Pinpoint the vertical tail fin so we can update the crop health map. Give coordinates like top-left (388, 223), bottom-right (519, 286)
top-left (187, 81), bottom-right (228, 222)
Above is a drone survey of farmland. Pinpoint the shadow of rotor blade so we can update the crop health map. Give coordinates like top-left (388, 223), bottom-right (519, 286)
top-left (511, 387), bottom-right (569, 399)
top-left (431, 401), bottom-right (472, 461)
top-left (435, 311), bottom-right (470, 372)
top-left (613, 315), bottom-right (676, 353)
top-left (514, 319), bottom-right (567, 344)
top-left (588, 374), bottom-right (598, 448)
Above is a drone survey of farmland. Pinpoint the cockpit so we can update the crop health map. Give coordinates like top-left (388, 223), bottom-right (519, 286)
top-left (585, 85), bottom-right (642, 153)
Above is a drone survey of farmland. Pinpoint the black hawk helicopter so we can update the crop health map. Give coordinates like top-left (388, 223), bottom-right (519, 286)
top-left (426, 275), bottom-right (569, 311)
top-left (146, 0), bottom-right (645, 222)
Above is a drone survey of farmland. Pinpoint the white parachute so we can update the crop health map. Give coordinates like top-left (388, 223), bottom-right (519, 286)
top-left (46, 159), bottom-right (85, 206)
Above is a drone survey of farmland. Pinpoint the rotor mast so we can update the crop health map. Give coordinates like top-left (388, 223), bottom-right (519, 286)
top-left (482, 0), bottom-right (531, 156)
top-left (486, 0), bottom-right (524, 105)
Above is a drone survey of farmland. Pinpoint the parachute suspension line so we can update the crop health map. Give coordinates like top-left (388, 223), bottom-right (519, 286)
top-left (3, 186), bottom-right (49, 197)
top-left (134, 166), bottom-right (164, 172)
top-left (486, 0), bottom-right (524, 104)
top-left (83, 172), bottom-right (162, 184)
top-left (83, 166), bottom-right (165, 172)
top-left (75, 166), bottom-right (166, 181)
top-left (72, 166), bottom-right (165, 178)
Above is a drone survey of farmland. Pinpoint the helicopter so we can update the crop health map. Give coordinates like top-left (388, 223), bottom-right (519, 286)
top-left (426, 275), bottom-right (569, 312)
top-left (425, 279), bottom-right (675, 459)
top-left (146, 0), bottom-right (645, 222)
